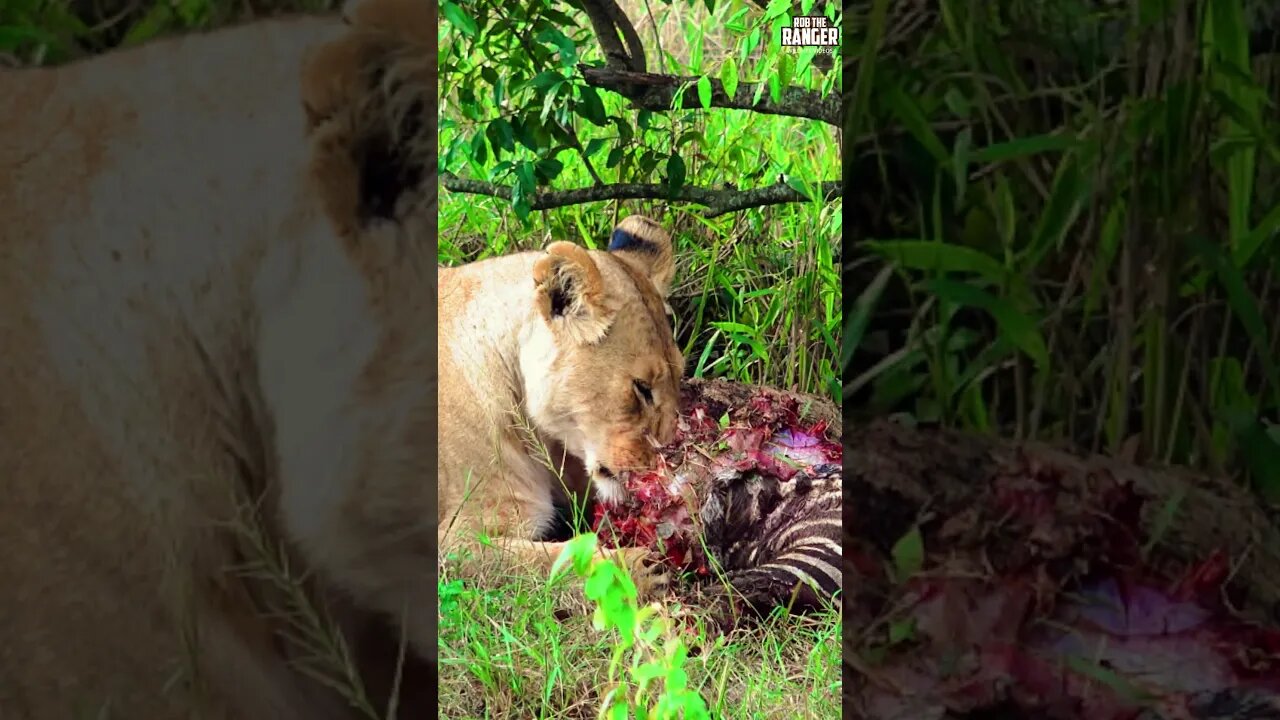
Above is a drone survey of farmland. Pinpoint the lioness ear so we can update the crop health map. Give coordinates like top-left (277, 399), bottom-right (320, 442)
top-left (302, 0), bottom-right (435, 236)
top-left (533, 242), bottom-right (614, 344)
top-left (607, 215), bottom-right (675, 298)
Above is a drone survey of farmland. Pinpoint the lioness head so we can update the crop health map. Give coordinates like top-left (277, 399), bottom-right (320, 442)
top-left (526, 215), bottom-right (684, 503)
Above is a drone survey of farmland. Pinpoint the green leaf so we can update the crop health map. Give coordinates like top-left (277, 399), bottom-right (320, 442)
top-left (441, 0), bottom-right (478, 37)
top-left (711, 321), bottom-right (759, 335)
top-left (843, 265), bottom-right (894, 372)
top-left (576, 85), bottom-right (607, 126)
top-left (784, 174), bottom-right (812, 201)
top-left (540, 8), bottom-right (577, 26)
top-left (951, 128), bottom-right (972, 208)
top-left (765, 0), bottom-right (790, 20)
top-left (924, 279), bottom-right (1050, 370)
top-left (846, 0), bottom-right (890, 142)
top-left (1064, 656), bottom-right (1157, 705)
top-left (744, 27), bottom-right (761, 61)
top-left (487, 118), bottom-right (514, 152)
top-left (535, 158), bottom-right (563, 181)
top-left (776, 51), bottom-right (793, 94)
top-left (891, 526), bottom-right (924, 582)
top-left (121, 2), bottom-right (173, 47)
top-left (768, 73), bottom-right (782, 104)
top-left (523, 70), bottom-right (565, 92)
top-left (615, 117), bottom-right (634, 144)
top-left (535, 27), bottom-right (576, 65)
top-left (721, 56), bottom-right (740, 98)
top-left (1141, 483), bottom-right (1186, 558)
top-left (696, 75), bottom-right (713, 109)
top-left (676, 130), bottom-right (704, 147)
top-left (1236, 201), bottom-right (1280, 269)
top-left (865, 240), bottom-right (1008, 285)
top-left (551, 532), bottom-right (598, 579)
top-left (1084, 201), bottom-right (1125, 320)
top-left (1206, 0), bottom-right (1250, 74)
top-left (469, 131), bottom-right (488, 164)
top-left (639, 149), bottom-right (660, 176)
top-left (0, 25), bottom-right (59, 51)
top-left (1023, 154), bottom-right (1090, 269)
top-left (514, 161), bottom-right (536, 193)
top-left (1187, 235), bottom-right (1280, 409)
top-left (942, 87), bottom-right (971, 118)
top-left (539, 89), bottom-right (560, 121)
top-left (882, 84), bottom-right (949, 164)
top-left (888, 617), bottom-right (917, 644)
top-left (666, 153), bottom-right (687, 195)
top-left (969, 133), bottom-right (1082, 163)
top-left (512, 118), bottom-right (540, 152)
top-left (510, 184), bottom-right (530, 223)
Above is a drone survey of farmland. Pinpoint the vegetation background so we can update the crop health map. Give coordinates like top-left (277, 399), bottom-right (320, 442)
top-left (845, 0), bottom-right (1280, 504)
top-left (1, 0), bottom-right (841, 716)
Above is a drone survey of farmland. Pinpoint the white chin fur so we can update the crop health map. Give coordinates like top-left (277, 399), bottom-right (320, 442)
top-left (592, 476), bottom-right (626, 506)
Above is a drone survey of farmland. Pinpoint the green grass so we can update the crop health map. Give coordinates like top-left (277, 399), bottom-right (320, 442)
top-left (438, 544), bottom-right (841, 720)
top-left (845, 0), bottom-right (1280, 500)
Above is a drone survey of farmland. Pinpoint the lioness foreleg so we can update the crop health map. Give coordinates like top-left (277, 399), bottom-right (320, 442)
top-left (498, 537), bottom-right (668, 597)
top-left (439, 526), bottom-right (668, 600)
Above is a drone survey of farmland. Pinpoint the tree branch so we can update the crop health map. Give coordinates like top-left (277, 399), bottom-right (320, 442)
top-left (571, 0), bottom-right (646, 71)
top-left (578, 64), bottom-right (839, 126)
top-left (441, 172), bottom-right (841, 218)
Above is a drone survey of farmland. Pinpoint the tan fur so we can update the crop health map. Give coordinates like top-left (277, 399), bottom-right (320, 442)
top-left (0, 1), bottom-right (440, 717)
top-left (437, 217), bottom-right (685, 583)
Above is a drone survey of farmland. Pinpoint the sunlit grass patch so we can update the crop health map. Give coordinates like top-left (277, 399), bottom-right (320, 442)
top-left (437, 537), bottom-right (841, 720)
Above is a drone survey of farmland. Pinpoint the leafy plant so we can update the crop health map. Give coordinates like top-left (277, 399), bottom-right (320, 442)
top-left (551, 533), bottom-right (711, 720)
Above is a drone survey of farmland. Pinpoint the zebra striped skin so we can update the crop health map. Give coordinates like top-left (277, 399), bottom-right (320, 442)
top-left (693, 462), bottom-right (842, 628)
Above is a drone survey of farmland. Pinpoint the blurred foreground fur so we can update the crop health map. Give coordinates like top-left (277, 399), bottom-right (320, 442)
top-left (0, 0), bottom-right (441, 717)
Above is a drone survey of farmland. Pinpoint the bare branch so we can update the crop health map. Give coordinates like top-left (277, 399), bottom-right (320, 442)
top-left (441, 172), bottom-right (841, 218)
top-left (578, 64), bottom-right (838, 126)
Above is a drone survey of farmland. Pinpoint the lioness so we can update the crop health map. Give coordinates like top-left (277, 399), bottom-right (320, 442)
top-left (1, 0), bottom-right (444, 717)
top-left (438, 214), bottom-right (684, 578)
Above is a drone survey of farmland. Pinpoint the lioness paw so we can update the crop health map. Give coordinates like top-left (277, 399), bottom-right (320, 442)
top-left (609, 546), bottom-right (669, 600)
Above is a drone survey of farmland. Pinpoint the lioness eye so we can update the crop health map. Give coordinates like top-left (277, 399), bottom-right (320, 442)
top-left (633, 380), bottom-right (653, 403)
